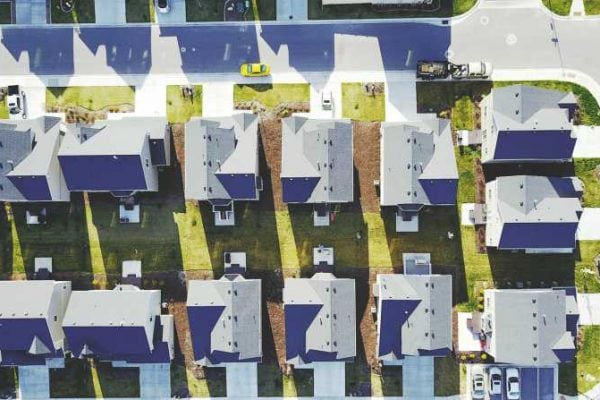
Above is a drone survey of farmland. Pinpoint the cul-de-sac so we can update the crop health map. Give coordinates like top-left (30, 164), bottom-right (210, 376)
top-left (0, 0), bottom-right (599, 399)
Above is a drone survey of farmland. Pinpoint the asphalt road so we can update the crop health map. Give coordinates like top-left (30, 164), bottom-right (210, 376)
top-left (0, 5), bottom-right (599, 87)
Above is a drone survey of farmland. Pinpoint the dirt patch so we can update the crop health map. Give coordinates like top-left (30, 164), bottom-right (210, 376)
top-left (260, 118), bottom-right (286, 211)
top-left (50, 104), bottom-right (134, 124)
top-left (353, 121), bottom-right (381, 213)
top-left (476, 225), bottom-right (487, 254)
top-left (235, 102), bottom-right (309, 119)
top-left (474, 158), bottom-right (485, 204)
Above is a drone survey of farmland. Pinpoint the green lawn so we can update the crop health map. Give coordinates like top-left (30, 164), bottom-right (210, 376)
top-left (575, 159), bottom-right (600, 207)
top-left (0, 367), bottom-right (16, 398)
top-left (342, 83), bottom-right (385, 122)
top-left (456, 147), bottom-right (478, 205)
top-left (126, 0), bottom-right (155, 22)
top-left (576, 241), bottom-right (600, 293)
top-left (309, 0), bottom-right (470, 19)
top-left (494, 81), bottom-right (600, 126)
top-left (46, 86), bottom-right (135, 113)
top-left (50, 0), bottom-right (95, 23)
top-left (171, 365), bottom-right (227, 397)
top-left (452, 96), bottom-right (475, 131)
top-left (0, 2), bottom-right (12, 24)
top-left (584, 0), bottom-right (600, 14)
top-left (435, 357), bottom-right (460, 396)
top-left (167, 85), bottom-right (203, 124)
top-left (577, 326), bottom-right (600, 393)
top-left (186, 0), bottom-right (275, 21)
top-left (234, 84), bottom-right (310, 111)
top-left (542, 0), bottom-right (573, 15)
top-left (0, 91), bottom-right (8, 119)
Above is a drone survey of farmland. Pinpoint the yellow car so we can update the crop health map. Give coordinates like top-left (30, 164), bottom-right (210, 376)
top-left (240, 63), bottom-right (271, 77)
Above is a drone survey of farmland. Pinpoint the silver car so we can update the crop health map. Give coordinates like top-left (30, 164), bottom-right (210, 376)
top-left (471, 367), bottom-right (485, 399)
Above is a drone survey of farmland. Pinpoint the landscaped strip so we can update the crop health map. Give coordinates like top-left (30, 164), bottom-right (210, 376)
top-left (126, 0), bottom-right (155, 22)
top-left (541, 0), bottom-right (573, 15)
top-left (575, 158), bottom-right (600, 207)
top-left (342, 82), bottom-right (385, 122)
top-left (584, 0), bottom-right (600, 14)
top-left (46, 86), bottom-right (135, 114)
top-left (166, 85), bottom-right (203, 124)
top-left (50, 0), bottom-right (96, 23)
top-left (234, 83), bottom-right (310, 111)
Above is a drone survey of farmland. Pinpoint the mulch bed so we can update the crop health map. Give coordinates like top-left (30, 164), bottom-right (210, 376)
top-left (353, 121), bottom-right (381, 213)
top-left (475, 158), bottom-right (485, 204)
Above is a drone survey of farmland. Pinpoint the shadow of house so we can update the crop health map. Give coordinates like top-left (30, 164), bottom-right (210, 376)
top-left (0, 203), bottom-right (11, 275)
top-left (482, 161), bottom-right (576, 183)
top-left (0, 26), bottom-right (74, 75)
top-left (158, 24), bottom-right (259, 75)
top-left (77, 26), bottom-right (152, 80)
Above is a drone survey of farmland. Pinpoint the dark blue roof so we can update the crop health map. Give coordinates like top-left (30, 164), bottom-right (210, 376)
top-left (498, 222), bottom-right (578, 249)
top-left (553, 348), bottom-right (576, 363)
top-left (377, 299), bottom-right (420, 359)
top-left (0, 318), bottom-right (60, 366)
top-left (187, 305), bottom-right (225, 363)
top-left (281, 177), bottom-right (319, 203)
top-left (216, 173), bottom-right (258, 200)
top-left (420, 178), bottom-right (458, 205)
top-left (284, 303), bottom-right (330, 363)
top-left (149, 139), bottom-right (167, 166)
top-left (7, 175), bottom-right (52, 201)
top-left (0, 349), bottom-right (64, 367)
top-left (548, 177), bottom-right (582, 197)
top-left (494, 130), bottom-right (575, 161)
top-left (59, 154), bottom-right (148, 192)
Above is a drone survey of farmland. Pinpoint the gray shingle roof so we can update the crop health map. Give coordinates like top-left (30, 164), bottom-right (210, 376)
top-left (493, 176), bottom-right (582, 223)
top-left (187, 275), bottom-right (262, 361)
top-left (482, 289), bottom-right (575, 366)
top-left (380, 117), bottom-right (457, 206)
top-left (284, 273), bottom-right (356, 362)
top-left (184, 113), bottom-right (259, 201)
top-left (487, 85), bottom-right (575, 132)
top-left (376, 274), bottom-right (452, 359)
top-left (0, 116), bottom-right (62, 201)
top-left (281, 117), bottom-right (354, 203)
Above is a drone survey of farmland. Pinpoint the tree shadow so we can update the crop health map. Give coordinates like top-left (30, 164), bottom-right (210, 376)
top-left (0, 203), bottom-right (11, 275)
top-left (290, 368), bottom-right (314, 397)
top-left (380, 366), bottom-right (402, 396)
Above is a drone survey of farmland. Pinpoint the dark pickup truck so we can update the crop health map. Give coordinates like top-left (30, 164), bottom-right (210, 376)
top-left (416, 61), bottom-right (453, 80)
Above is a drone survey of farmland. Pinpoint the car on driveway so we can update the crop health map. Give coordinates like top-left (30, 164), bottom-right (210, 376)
top-left (321, 91), bottom-right (332, 110)
top-left (240, 63), bottom-right (271, 77)
top-left (156, 0), bottom-right (170, 13)
top-left (506, 368), bottom-right (520, 400)
top-left (471, 367), bottom-right (485, 399)
top-left (488, 367), bottom-right (502, 395)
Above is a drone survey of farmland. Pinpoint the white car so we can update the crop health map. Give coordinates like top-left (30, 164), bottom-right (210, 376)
top-left (506, 368), bottom-right (521, 400)
top-left (156, 0), bottom-right (170, 13)
top-left (321, 91), bottom-right (332, 110)
top-left (471, 367), bottom-right (485, 399)
top-left (488, 367), bottom-right (502, 395)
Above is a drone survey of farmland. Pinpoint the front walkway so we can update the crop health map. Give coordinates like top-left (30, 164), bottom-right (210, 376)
top-left (578, 293), bottom-right (600, 325)
top-left (18, 365), bottom-right (50, 399)
top-left (402, 356), bottom-right (434, 399)
top-left (15, 0), bottom-right (46, 24)
top-left (95, 0), bottom-right (126, 25)
top-left (570, 0), bottom-right (586, 16)
top-left (385, 81), bottom-right (417, 122)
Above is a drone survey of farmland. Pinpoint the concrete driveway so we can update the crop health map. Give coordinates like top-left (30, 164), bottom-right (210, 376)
top-left (139, 363), bottom-right (171, 399)
top-left (95, 0), bottom-right (126, 24)
top-left (155, 0), bottom-right (186, 24)
top-left (15, 0), bottom-right (46, 24)
top-left (18, 366), bottom-right (50, 399)
top-left (202, 82), bottom-right (234, 117)
top-left (226, 363), bottom-right (258, 397)
top-left (277, 0), bottom-right (308, 21)
top-left (578, 293), bottom-right (600, 325)
top-left (577, 208), bottom-right (600, 240)
top-left (313, 361), bottom-right (345, 398)
top-left (402, 356), bottom-right (434, 399)
top-left (385, 81), bottom-right (418, 122)
top-left (574, 126), bottom-right (600, 158)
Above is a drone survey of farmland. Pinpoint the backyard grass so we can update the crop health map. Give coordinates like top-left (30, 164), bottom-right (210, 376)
top-left (126, 0), bottom-right (155, 22)
top-left (575, 158), bottom-right (600, 207)
top-left (456, 147), bottom-right (478, 204)
top-left (452, 96), bottom-right (475, 131)
top-left (234, 84), bottom-right (310, 111)
top-left (171, 365), bottom-right (226, 397)
top-left (541, 0), bottom-right (573, 15)
top-left (0, 2), bottom-right (12, 24)
top-left (435, 356), bottom-right (460, 396)
top-left (0, 92), bottom-right (8, 119)
top-left (584, 0), bottom-right (600, 14)
top-left (185, 0), bottom-right (275, 21)
top-left (0, 367), bottom-right (16, 398)
top-left (50, 0), bottom-right (95, 23)
top-left (46, 86), bottom-right (135, 113)
top-left (308, 0), bottom-right (468, 19)
top-left (342, 83), bottom-right (385, 122)
top-left (577, 326), bottom-right (600, 393)
top-left (576, 241), bottom-right (600, 293)
top-left (166, 85), bottom-right (203, 124)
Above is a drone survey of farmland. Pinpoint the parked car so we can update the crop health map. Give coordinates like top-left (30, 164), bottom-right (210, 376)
top-left (471, 367), bottom-right (485, 399)
top-left (240, 63), bottom-right (271, 77)
top-left (506, 368), bottom-right (521, 400)
top-left (321, 91), bottom-right (332, 110)
top-left (488, 367), bottom-right (502, 395)
top-left (156, 0), bottom-right (170, 13)
top-left (7, 85), bottom-right (23, 115)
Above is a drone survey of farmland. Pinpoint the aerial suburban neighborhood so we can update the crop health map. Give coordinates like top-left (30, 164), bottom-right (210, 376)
top-left (0, 0), bottom-right (599, 399)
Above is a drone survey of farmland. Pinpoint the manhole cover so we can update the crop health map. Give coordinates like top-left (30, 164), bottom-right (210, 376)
top-left (506, 34), bottom-right (517, 46)
top-left (480, 16), bottom-right (489, 25)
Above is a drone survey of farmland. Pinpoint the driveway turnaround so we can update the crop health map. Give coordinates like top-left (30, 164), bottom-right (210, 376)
top-left (226, 363), bottom-right (258, 397)
top-left (139, 364), bottom-right (171, 399)
top-left (155, 0), bottom-right (186, 24)
top-left (573, 126), bottom-right (600, 158)
top-left (15, 0), bottom-right (47, 24)
top-left (402, 356), bottom-right (434, 399)
top-left (313, 362), bottom-right (346, 397)
top-left (95, 0), bottom-right (126, 25)
top-left (17, 366), bottom-right (50, 399)
top-left (578, 208), bottom-right (600, 240)
top-left (578, 293), bottom-right (600, 325)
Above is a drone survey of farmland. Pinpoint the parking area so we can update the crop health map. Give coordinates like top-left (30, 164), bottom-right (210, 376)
top-left (155, 0), bottom-right (186, 24)
top-left (467, 364), bottom-right (556, 400)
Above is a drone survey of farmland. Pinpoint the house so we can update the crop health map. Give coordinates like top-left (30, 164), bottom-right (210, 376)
top-left (373, 273), bottom-right (452, 364)
top-left (480, 85), bottom-right (578, 163)
top-left (0, 280), bottom-right (71, 399)
top-left (380, 117), bottom-right (458, 232)
top-left (187, 274), bottom-right (261, 397)
top-left (479, 288), bottom-right (578, 366)
top-left (62, 285), bottom-right (174, 398)
top-left (58, 117), bottom-right (170, 196)
top-left (0, 117), bottom-right (69, 202)
top-left (283, 273), bottom-right (355, 397)
top-left (280, 117), bottom-right (353, 226)
top-left (485, 175), bottom-right (583, 252)
top-left (184, 114), bottom-right (260, 226)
